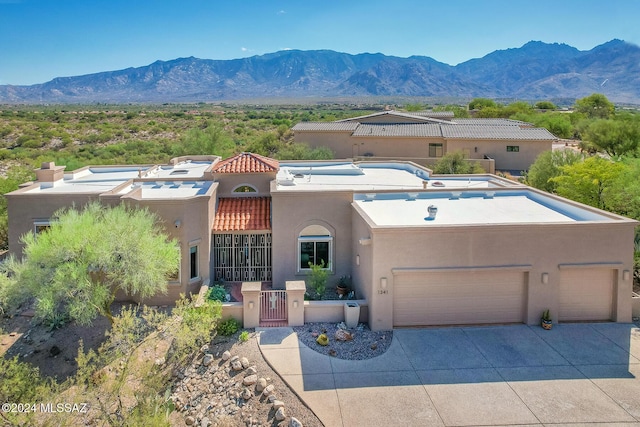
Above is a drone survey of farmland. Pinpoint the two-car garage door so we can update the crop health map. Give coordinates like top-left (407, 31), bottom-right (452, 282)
top-left (393, 270), bottom-right (527, 327)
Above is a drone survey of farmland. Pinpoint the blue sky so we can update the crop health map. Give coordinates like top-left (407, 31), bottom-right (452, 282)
top-left (1, 0), bottom-right (639, 85)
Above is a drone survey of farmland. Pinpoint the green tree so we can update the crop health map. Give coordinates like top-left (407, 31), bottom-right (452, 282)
top-left (525, 149), bottom-right (584, 193)
top-left (582, 116), bottom-right (640, 157)
top-left (404, 103), bottom-right (424, 112)
top-left (178, 122), bottom-right (235, 158)
top-left (468, 98), bottom-right (497, 110)
top-left (603, 157), bottom-right (640, 220)
top-left (551, 156), bottom-right (624, 209)
top-left (432, 151), bottom-right (485, 174)
top-left (535, 101), bottom-right (557, 110)
top-left (12, 202), bottom-right (180, 326)
top-left (574, 93), bottom-right (615, 119)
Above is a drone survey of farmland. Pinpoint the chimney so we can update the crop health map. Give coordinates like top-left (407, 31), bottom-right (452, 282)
top-left (35, 162), bottom-right (66, 188)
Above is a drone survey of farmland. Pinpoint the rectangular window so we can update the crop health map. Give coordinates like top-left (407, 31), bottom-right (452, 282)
top-left (429, 143), bottom-right (443, 157)
top-left (33, 221), bottom-right (51, 235)
top-left (506, 146), bottom-right (520, 152)
top-left (189, 245), bottom-right (198, 280)
top-left (298, 237), bottom-right (332, 270)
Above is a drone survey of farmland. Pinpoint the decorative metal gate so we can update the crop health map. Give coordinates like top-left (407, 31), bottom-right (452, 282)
top-left (213, 233), bottom-right (272, 282)
top-left (260, 290), bottom-right (287, 324)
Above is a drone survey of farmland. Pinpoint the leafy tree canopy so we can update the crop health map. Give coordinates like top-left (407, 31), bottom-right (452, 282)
top-left (535, 101), bottom-right (557, 110)
top-left (10, 202), bottom-right (180, 326)
top-left (468, 98), bottom-right (497, 110)
top-left (582, 115), bottom-right (640, 157)
top-left (574, 93), bottom-right (615, 119)
top-left (551, 156), bottom-right (624, 210)
top-left (525, 149), bottom-right (584, 193)
top-left (432, 151), bottom-right (485, 174)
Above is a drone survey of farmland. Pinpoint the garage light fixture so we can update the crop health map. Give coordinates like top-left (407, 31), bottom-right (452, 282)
top-left (623, 270), bottom-right (630, 281)
top-left (541, 273), bottom-right (549, 284)
top-left (380, 277), bottom-right (387, 289)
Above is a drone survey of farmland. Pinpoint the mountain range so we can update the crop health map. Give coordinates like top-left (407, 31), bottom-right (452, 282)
top-left (1, 39), bottom-right (639, 104)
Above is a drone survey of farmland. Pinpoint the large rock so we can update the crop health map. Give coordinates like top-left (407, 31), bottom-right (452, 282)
top-left (240, 357), bottom-right (250, 368)
top-left (256, 377), bottom-right (267, 392)
top-left (184, 415), bottom-right (195, 425)
top-left (290, 418), bottom-right (303, 427)
top-left (221, 351), bottom-right (231, 361)
top-left (202, 354), bottom-right (214, 366)
top-left (275, 407), bottom-right (286, 421)
top-left (262, 384), bottom-right (275, 396)
top-left (243, 374), bottom-right (258, 386)
top-left (335, 329), bottom-right (353, 341)
top-left (272, 400), bottom-right (285, 410)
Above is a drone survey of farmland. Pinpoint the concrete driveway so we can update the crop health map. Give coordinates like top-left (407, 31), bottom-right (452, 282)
top-left (258, 323), bottom-right (640, 426)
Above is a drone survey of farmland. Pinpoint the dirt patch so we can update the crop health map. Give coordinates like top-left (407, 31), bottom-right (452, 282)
top-left (1, 308), bottom-right (111, 382)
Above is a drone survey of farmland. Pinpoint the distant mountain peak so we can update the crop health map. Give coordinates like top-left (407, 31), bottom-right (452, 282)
top-left (0, 39), bottom-right (638, 104)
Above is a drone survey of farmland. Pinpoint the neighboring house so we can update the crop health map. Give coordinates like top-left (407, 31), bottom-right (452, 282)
top-left (292, 111), bottom-right (557, 172)
top-left (6, 153), bottom-right (637, 330)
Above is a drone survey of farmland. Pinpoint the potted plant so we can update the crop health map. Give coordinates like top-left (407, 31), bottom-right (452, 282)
top-left (336, 275), bottom-right (351, 297)
top-left (541, 309), bottom-right (552, 330)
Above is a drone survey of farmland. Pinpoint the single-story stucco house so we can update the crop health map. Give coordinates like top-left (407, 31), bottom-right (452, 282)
top-left (6, 152), bottom-right (637, 330)
top-left (292, 110), bottom-right (558, 172)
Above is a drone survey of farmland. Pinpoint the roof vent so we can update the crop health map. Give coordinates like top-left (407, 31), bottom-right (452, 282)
top-left (450, 191), bottom-right (461, 200)
top-left (364, 193), bottom-right (375, 202)
top-left (425, 205), bottom-right (438, 221)
top-left (407, 192), bottom-right (419, 201)
top-left (484, 191), bottom-right (495, 199)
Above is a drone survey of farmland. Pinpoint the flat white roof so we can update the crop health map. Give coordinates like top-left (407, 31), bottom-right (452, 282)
top-left (26, 167), bottom-right (144, 194)
top-left (276, 162), bottom-right (503, 191)
top-left (354, 190), bottom-right (612, 226)
top-left (148, 160), bottom-right (212, 179)
top-left (122, 181), bottom-right (213, 199)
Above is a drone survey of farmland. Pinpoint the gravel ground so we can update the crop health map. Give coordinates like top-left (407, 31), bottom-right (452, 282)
top-left (293, 322), bottom-right (392, 360)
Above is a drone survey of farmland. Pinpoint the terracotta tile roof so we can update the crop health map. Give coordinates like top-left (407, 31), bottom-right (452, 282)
top-left (212, 152), bottom-right (279, 174)
top-left (213, 197), bottom-right (271, 231)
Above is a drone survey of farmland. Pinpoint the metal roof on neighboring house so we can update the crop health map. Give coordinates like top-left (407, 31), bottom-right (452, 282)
top-left (352, 123), bottom-right (443, 138)
top-left (212, 152), bottom-right (279, 174)
top-left (441, 125), bottom-right (557, 140)
top-left (451, 118), bottom-right (531, 126)
top-left (291, 122), bottom-right (360, 132)
top-left (336, 110), bottom-right (449, 124)
top-left (409, 111), bottom-right (455, 119)
top-left (213, 197), bottom-right (271, 231)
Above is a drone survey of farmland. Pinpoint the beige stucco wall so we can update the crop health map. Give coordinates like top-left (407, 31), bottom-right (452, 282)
top-left (447, 138), bottom-right (551, 172)
top-left (271, 190), bottom-right (354, 290)
top-left (293, 131), bottom-right (353, 158)
top-left (353, 202), bottom-right (636, 331)
top-left (213, 172), bottom-right (276, 196)
top-left (6, 192), bottom-right (98, 256)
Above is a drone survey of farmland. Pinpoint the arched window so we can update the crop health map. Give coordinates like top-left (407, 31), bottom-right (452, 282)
top-left (232, 184), bottom-right (258, 193)
top-left (298, 225), bottom-right (332, 271)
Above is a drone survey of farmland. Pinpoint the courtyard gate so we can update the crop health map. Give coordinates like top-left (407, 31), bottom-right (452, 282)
top-left (259, 290), bottom-right (287, 326)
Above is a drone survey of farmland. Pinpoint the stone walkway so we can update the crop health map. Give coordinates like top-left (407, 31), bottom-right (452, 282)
top-left (258, 323), bottom-right (640, 426)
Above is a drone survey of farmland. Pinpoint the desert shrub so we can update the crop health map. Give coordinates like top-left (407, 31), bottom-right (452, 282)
top-left (171, 296), bottom-right (221, 362)
top-left (307, 260), bottom-right (329, 298)
top-left (0, 356), bottom-right (55, 402)
top-left (217, 318), bottom-right (240, 336)
top-left (239, 330), bottom-right (250, 342)
top-left (207, 284), bottom-right (227, 302)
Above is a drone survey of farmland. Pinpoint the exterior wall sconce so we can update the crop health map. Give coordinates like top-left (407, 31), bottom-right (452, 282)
top-left (359, 238), bottom-right (371, 246)
top-left (541, 273), bottom-right (549, 284)
top-left (356, 254), bottom-right (360, 266)
top-left (174, 219), bottom-right (181, 228)
top-left (293, 300), bottom-right (299, 308)
top-left (380, 277), bottom-right (388, 289)
top-left (623, 270), bottom-right (631, 281)
top-left (248, 301), bottom-right (254, 309)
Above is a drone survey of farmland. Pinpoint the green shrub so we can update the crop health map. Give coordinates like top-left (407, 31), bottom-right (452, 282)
top-left (217, 318), bottom-right (240, 336)
top-left (239, 330), bottom-right (250, 342)
top-left (207, 284), bottom-right (227, 302)
top-left (307, 260), bottom-right (329, 298)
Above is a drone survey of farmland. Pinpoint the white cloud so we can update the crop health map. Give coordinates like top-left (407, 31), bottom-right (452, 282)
top-left (277, 10), bottom-right (286, 15)
top-left (281, 48), bottom-right (292, 51)
top-left (241, 47), bottom-right (248, 52)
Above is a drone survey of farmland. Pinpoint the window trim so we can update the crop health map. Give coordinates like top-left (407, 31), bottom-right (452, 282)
top-left (297, 235), bottom-right (333, 272)
top-left (506, 145), bottom-right (520, 152)
top-left (189, 245), bottom-right (199, 281)
top-left (429, 143), bottom-right (444, 158)
top-left (231, 184), bottom-right (258, 194)
top-left (33, 220), bottom-right (51, 235)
